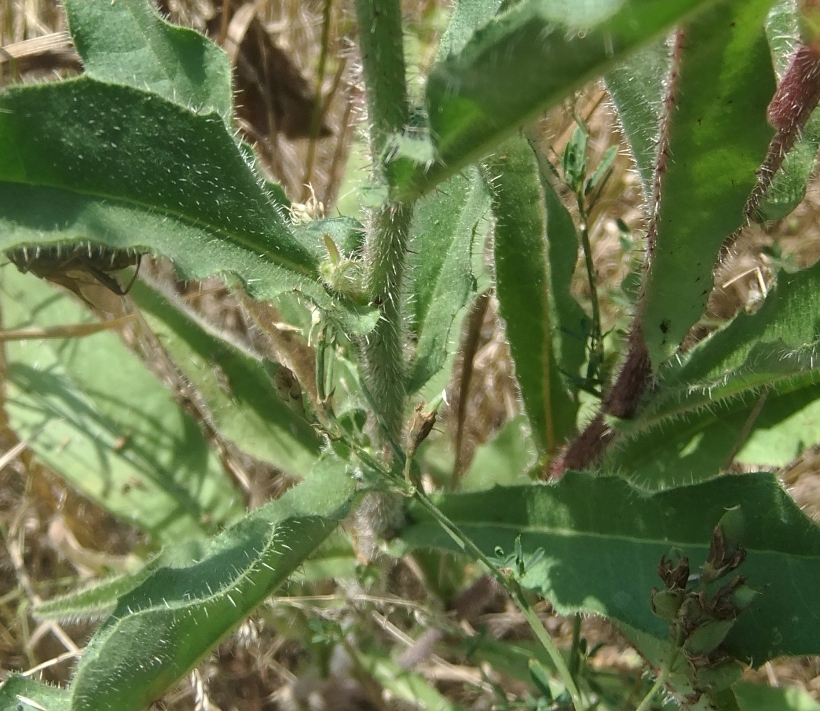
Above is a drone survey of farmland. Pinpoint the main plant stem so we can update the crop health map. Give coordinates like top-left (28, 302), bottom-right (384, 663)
top-left (354, 0), bottom-right (412, 442)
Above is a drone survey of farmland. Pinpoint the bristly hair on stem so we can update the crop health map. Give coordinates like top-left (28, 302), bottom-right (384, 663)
top-left (353, 0), bottom-right (413, 444)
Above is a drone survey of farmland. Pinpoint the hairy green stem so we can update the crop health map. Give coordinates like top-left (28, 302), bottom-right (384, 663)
top-left (354, 0), bottom-right (412, 443)
top-left (363, 202), bottom-right (412, 441)
top-left (354, 0), bottom-right (409, 173)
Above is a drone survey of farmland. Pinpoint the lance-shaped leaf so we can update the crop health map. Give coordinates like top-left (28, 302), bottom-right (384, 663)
top-left (0, 78), bottom-right (375, 334)
top-left (406, 168), bottom-right (490, 394)
top-left (606, 38), bottom-right (672, 199)
top-left (401, 471), bottom-right (820, 665)
top-left (0, 269), bottom-right (242, 544)
top-left (611, 258), bottom-right (820, 489)
top-left (0, 676), bottom-right (70, 711)
top-left (641, 0), bottom-right (776, 366)
top-left (67, 455), bottom-right (355, 711)
top-left (485, 137), bottom-right (585, 453)
top-left (395, 0), bottom-right (723, 201)
top-left (63, 0), bottom-right (232, 123)
top-left (131, 280), bottom-right (321, 477)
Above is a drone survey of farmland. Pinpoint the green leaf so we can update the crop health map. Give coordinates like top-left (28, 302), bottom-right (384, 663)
top-left (67, 455), bottom-right (355, 711)
top-left (401, 471), bottom-right (820, 664)
top-left (436, 0), bottom-right (505, 59)
top-left (406, 168), bottom-right (491, 394)
top-left (461, 414), bottom-right (537, 491)
top-left (756, 0), bottom-right (820, 222)
top-left (357, 652), bottom-right (466, 711)
top-left (0, 676), bottom-right (70, 711)
top-left (605, 39), bottom-right (671, 198)
top-left (35, 539), bottom-right (208, 622)
top-left (612, 259), bottom-right (820, 488)
top-left (640, 0), bottom-right (776, 366)
top-left (63, 0), bottom-right (232, 123)
top-left (0, 269), bottom-right (243, 544)
top-left (0, 78), bottom-right (375, 335)
top-left (735, 681), bottom-right (820, 711)
top-left (485, 137), bottom-right (583, 453)
top-left (396, 0), bottom-right (724, 201)
top-left (131, 280), bottom-right (321, 477)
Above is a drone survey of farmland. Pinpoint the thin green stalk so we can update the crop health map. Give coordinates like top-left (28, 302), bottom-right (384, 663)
top-left (569, 613), bottom-right (582, 678)
top-left (634, 666), bottom-right (670, 711)
top-left (411, 491), bottom-right (587, 711)
top-left (576, 199), bottom-right (604, 389)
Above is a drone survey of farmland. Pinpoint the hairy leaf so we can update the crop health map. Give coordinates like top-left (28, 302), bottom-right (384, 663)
top-left (0, 676), bottom-right (70, 711)
top-left (606, 39), bottom-right (671, 198)
top-left (436, 0), bottom-right (505, 59)
top-left (68, 456), bottom-right (355, 711)
top-left (131, 280), bottom-right (321, 477)
top-left (407, 168), bottom-right (490, 394)
top-left (396, 0), bottom-right (723, 200)
top-left (402, 471), bottom-right (820, 664)
top-left (63, 0), bottom-right (232, 123)
top-left (485, 137), bottom-right (583, 453)
top-left (0, 78), bottom-right (375, 334)
top-left (0, 269), bottom-right (242, 543)
top-left (613, 259), bottom-right (820, 488)
top-left (641, 0), bottom-right (776, 366)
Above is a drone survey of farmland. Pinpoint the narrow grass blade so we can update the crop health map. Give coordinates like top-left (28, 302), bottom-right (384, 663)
top-left (0, 269), bottom-right (243, 544)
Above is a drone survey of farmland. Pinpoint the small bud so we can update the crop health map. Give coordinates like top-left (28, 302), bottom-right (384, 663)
top-left (717, 507), bottom-right (745, 553)
top-left (730, 584), bottom-right (760, 612)
top-left (651, 588), bottom-right (685, 621)
top-left (678, 595), bottom-right (705, 628)
top-left (683, 619), bottom-right (735, 656)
